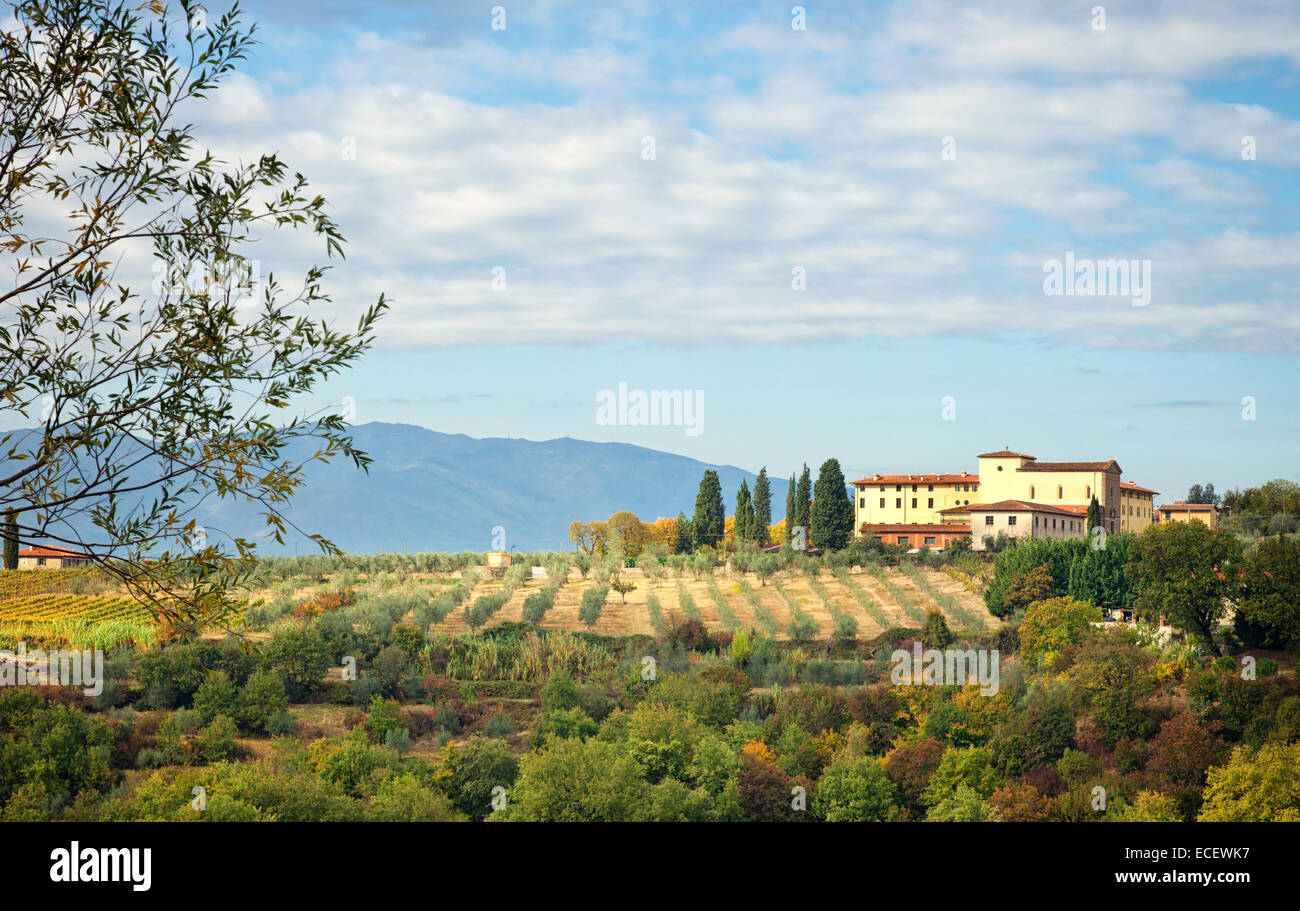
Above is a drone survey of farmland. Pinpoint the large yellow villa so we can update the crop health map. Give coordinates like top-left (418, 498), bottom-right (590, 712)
top-left (852, 448), bottom-right (1160, 549)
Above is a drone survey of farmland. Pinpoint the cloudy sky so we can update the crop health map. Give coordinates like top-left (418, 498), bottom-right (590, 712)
top-left (139, 1), bottom-right (1300, 494)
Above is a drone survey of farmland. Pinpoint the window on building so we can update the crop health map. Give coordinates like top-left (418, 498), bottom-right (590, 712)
top-left (1008, 516), bottom-right (1017, 526)
top-left (1057, 485), bottom-right (1063, 499)
top-left (911, 484), bottom-right (917, 492)
top-left (859, 498), bottom-right (865, 508)
top-left (897, 536), bottom-right (907, 545)
top-left (895, 498), bottom-right (902, 508)
top-left (895, 484), bottom-right (902, 491)
top-left (972, 484), bottom-right (978, 491)
top-left (927, 484), bottom-right (934, 491)
top-left (879, 498), bottom-right (886, 508)
top-left (874, 537), bottom-right (884, 544)
top-left (911, 498), bottom-right (917, 508)
top-left (1086, 485), bottom-right (1091, 498)
top-left (879, 485), bottom-right (885, 492)
top-left (984, 516), bottom-right (994, 526)
top-left (37, 557), bottom-right (46, 566)
top-left (1030, 485), bottom-right (1035, 498)
top-left (928, 498), bottom-right (934, 508)
top-left (924, 536), bottom-right (936, 545)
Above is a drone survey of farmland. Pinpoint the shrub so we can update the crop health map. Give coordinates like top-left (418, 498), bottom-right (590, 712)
top-left (196, 716), bottom-right (239, 763)
top-left (264, 710), bottom-right (296, 737)
top-left (384, 728), bottom-right (412, 755)
top-left (578, 586), bottom-right (609, 627)
top-left (192, 672), bottom-right (240, 725)
top-left (364, 697), bottom-right (408, 744)
top-left (484, 712), bottom-right (516, 737)
top-left (236, 669), bottom-right (289, 732)
top-left (921, 611), bottom-right (952, 649)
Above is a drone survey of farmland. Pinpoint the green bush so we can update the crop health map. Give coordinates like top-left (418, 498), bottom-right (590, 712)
top-left (197, 715), bottom-right (239, 762)
top-left (264, 710), bottom-right (296, 737)
top-left (192, 672), bottom-right (240, 725)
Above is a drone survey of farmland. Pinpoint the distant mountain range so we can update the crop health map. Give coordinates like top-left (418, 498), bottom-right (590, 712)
top-left (186, 422), bottom-right (790, 553)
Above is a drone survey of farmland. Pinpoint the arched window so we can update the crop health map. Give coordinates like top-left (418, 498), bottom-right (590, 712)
top-left (1057, 485), bottom-right (1063, 499)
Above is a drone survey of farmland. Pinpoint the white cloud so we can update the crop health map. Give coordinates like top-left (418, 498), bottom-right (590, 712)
top-left (162, 1), bottom-right (1300, 354)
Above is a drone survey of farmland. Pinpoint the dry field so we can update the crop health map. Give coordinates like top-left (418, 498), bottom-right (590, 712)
top-left (425, 565), bottom-right (996, 639)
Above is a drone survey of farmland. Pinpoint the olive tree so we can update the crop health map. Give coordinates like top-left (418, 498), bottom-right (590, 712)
top-left (0, 1), bottom-right (386, 628)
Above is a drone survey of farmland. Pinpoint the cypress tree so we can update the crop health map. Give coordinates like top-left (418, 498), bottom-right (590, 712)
top-left (674, 511), bottom-right (692, 555)
top-left (795, 464), bottom-right (812, 532)
top-left (693, 470), bottom-right (725, 551)
top-left (811, 458), bottom-right (854, 551)
top-left (735, 479), bottom-right (755, 545)
top-left (1086, 495), bottom-right (1102, 532)
top-left (753, 467), bottom-right (772, 543)
top-left (785, 474), bottom-right (797, 542)
top-left (2, 511), bottom-right (16, 570)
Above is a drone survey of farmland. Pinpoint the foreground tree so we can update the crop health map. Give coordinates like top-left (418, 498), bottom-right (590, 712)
top-left (1126, 522), bottom-right (1242, 656)
top-left (1198, 742), bottom-right (1300, 822)
top-left (0, 1), bottom-right (386, 628)
top-left (1235, 535), bottom-right (1300, 649)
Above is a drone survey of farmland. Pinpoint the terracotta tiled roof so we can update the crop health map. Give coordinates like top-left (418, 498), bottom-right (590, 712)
top-left (1120, 481), bottom-right (1160, 495)
top-left (978, 450), bottom-right (1034, 459)
top-left (17, 545), bottom-right (91, 558)
top-left (966, 499), bottom-right (1083, 517)
top-left (860, 523), bottom-right (971, 534)
top-left (1158, 501), bottom-right (1218, 512)
top-left (1017, 460), bottom-right (1121, 473)
top-left (851, 472), bottom-right (977, 485)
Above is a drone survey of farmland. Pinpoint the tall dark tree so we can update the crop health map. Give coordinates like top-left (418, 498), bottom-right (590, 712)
top-left (693, 470), bottom-right (725, 550)
top-left (752, 467), bottom-right (772, 543)
top-left (1085, 496), bottom-right (1102, 532)
top-left (785, 473), bottom-right (797, 542)
top-left (674, 511), bottom-right (692, 556)
top-left (811, 458), bottom-right (854, 550)
top-left (735, 479), bottom-right (756, 545)
top-left (2, 511), bottom-right (17, 570)
top-left (795, 464), bottom-right (812, 533)
top-left (1187, 483), bottom-right (1220, 506)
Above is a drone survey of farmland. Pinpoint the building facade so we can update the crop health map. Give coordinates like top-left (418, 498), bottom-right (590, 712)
top-left (859, 523), bottom-right (972, 550)
top-left (850, 472), bottom-right (980, 529)
top-left (973, 450), bottom-right (1123, 535)
top-left (852, 448), bottom-right (1158, 545)
top-left (1119, 481), bottom-right (1159, 533)
top-left (15, 546), bottom-right (93, 569)
top-left (1155, 501), bottom-right (1219, 528)
top-left (969, 500), bottom-right (1088, 550)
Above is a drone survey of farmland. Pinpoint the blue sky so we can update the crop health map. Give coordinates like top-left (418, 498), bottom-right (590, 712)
top-left (49, 1), bottom-right (1300, 500)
